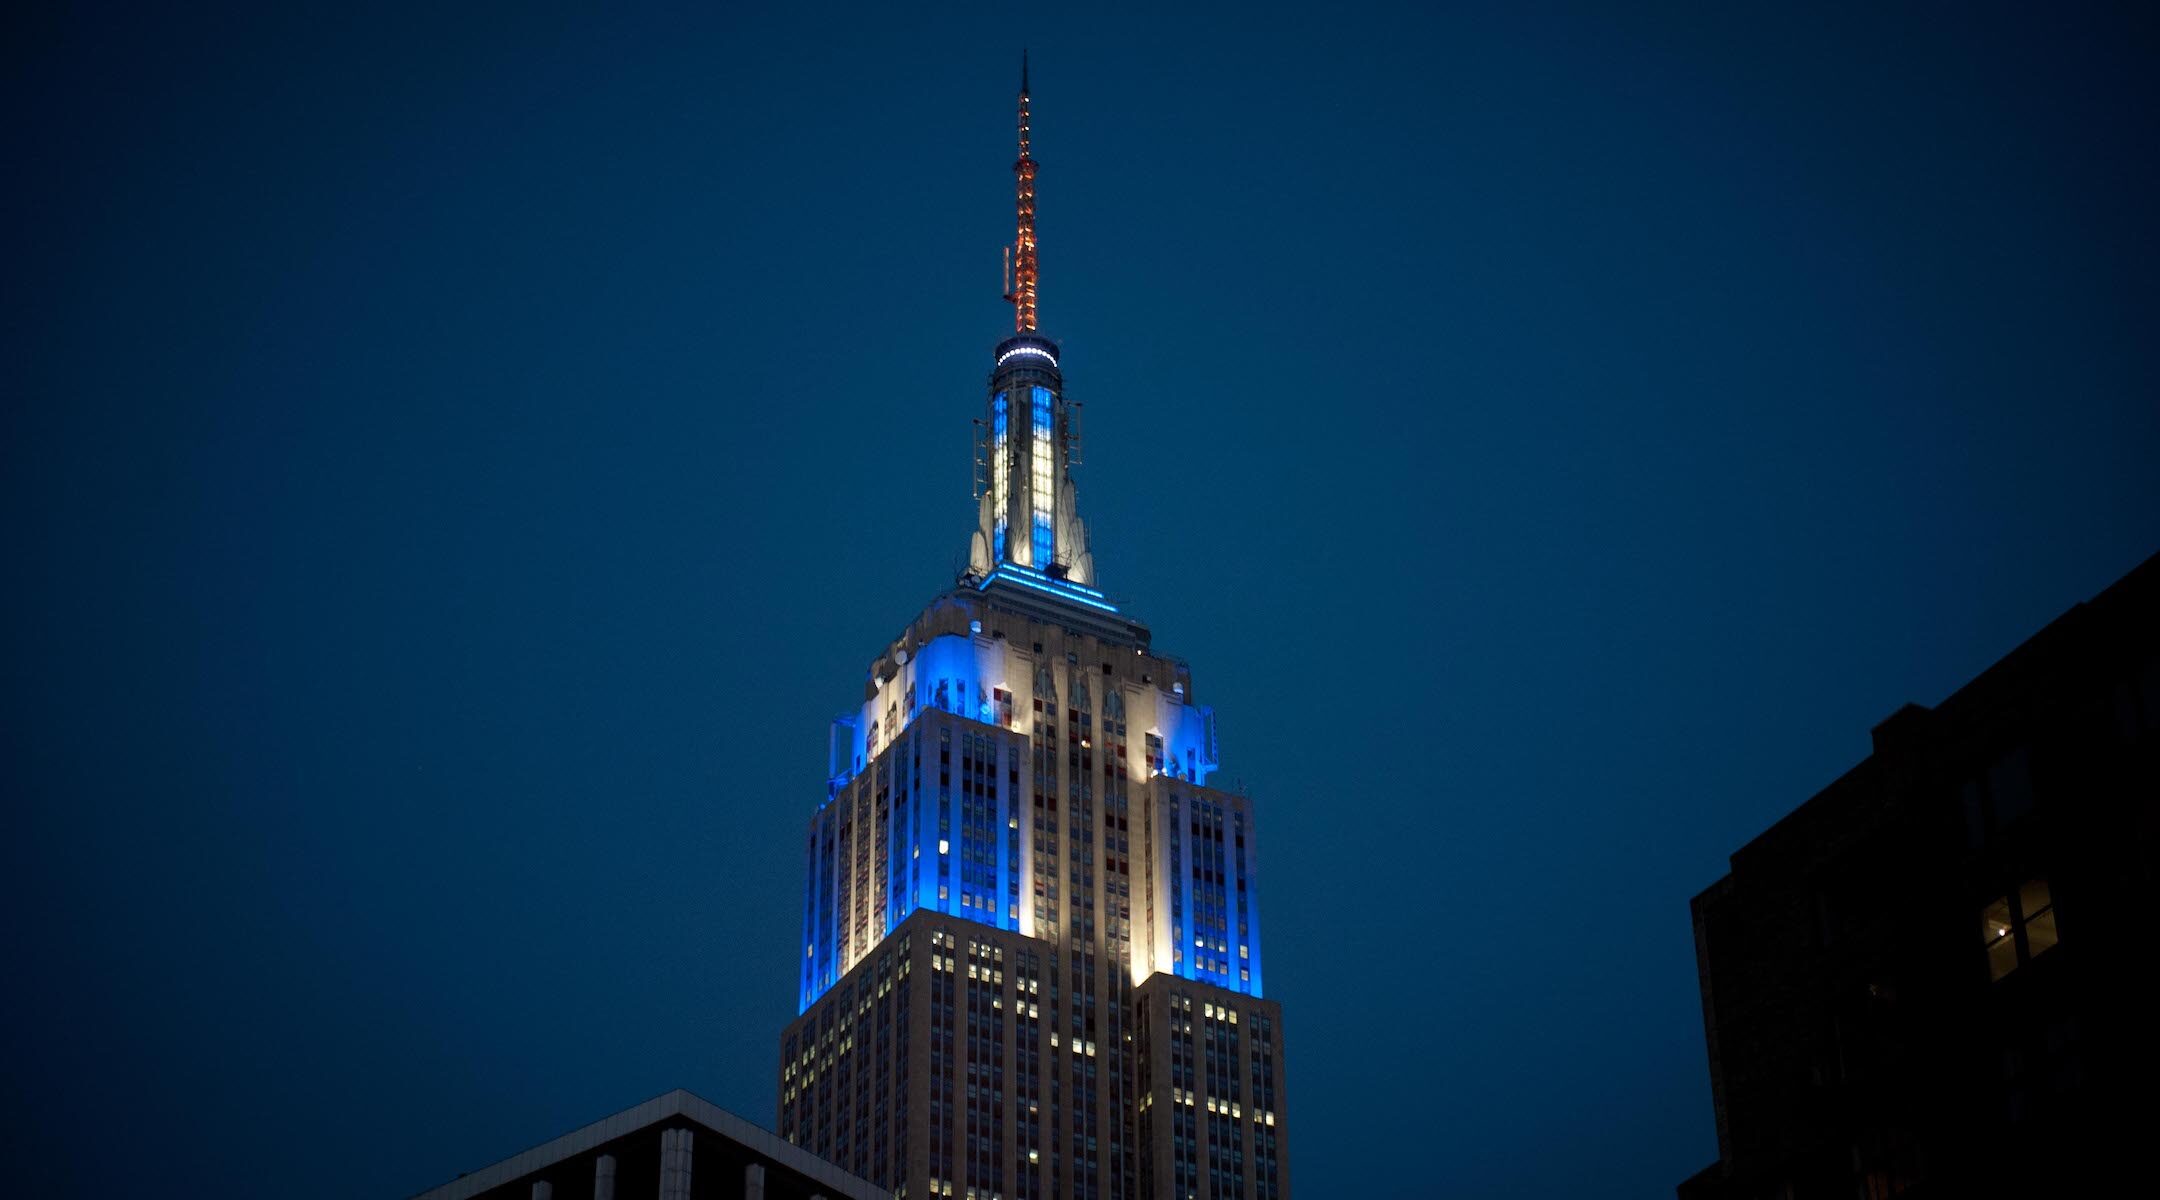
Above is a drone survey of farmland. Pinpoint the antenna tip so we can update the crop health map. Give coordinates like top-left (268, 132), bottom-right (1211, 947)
top-left (1021, 48), bottom-right (1029, 95)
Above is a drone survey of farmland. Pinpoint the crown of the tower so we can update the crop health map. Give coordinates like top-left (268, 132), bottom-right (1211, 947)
top-left (968, 58), bottom-right (1099, 602)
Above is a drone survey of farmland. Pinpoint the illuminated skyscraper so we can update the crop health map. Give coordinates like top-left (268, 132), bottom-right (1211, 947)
top-left (776, 61), bottom-right (1291, 1200)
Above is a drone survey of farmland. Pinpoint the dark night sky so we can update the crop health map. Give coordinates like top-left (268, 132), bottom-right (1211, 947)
top-left (6, 3), bottom-right (2157, 1197)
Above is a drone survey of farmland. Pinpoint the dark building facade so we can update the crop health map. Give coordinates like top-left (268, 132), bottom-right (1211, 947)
top-left (1679, 552), bottom-right (2160, 1199)
top-left (411, 1089), bottom-right (887, 1200)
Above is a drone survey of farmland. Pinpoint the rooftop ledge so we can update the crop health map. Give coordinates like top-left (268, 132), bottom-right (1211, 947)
top-left (974, 562), bottom-right (1118, 613)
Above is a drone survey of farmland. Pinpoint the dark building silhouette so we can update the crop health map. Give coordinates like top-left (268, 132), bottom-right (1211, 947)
top-left (1679, 552), bottom-right (2160, 1199)
top-left (409, 1090), bottom-right (887, 1200)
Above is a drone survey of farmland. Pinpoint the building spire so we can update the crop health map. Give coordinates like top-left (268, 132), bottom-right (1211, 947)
top-left (1008, 50), bottom-right (1039, 333)
top-left (972, 56), bottom-right (1093, 590)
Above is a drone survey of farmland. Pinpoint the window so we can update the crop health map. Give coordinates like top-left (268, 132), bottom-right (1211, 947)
top-left (2020, 879), bottom-right (2059, 958)
top-left (1982, 878), bottom-right (2058, 981)
top-left (1961, 746), bottom-right (2034, 851)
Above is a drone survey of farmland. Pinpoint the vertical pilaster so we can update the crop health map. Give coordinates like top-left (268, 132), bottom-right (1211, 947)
top-left (659, 1128), bottom-right (693, 1200)
top-left (994, 735), bottom-right (1012, 929)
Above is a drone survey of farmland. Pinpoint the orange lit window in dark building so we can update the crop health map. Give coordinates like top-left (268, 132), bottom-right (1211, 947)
top-left (1982, 879), bottom-right (2059, 981)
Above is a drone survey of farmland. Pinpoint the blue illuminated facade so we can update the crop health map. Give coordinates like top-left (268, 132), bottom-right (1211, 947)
top-left (801, 657), bottom-right (1032, 1010)
top-left (1160, 788), bottom-right (1263, 995)
top-left (797, 591), bottom-right (1252, 1013)
top-left (990, 393), bottom-right (1008, 560)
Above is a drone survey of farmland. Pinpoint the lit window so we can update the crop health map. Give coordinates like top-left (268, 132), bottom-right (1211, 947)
top-left (1982, 898), bottom-right (2015, 980)
top-left (2021, 879), bottom-right (2059, 958)
top-left (1982, 878), bottom-right (2059, 981)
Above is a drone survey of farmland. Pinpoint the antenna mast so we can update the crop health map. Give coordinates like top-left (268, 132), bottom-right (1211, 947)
top-left (1005, 51), bottom-right (1039, 333)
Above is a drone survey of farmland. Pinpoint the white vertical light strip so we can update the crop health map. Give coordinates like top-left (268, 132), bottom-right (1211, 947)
top-left (1030, 386), bottom-right (1054, 566)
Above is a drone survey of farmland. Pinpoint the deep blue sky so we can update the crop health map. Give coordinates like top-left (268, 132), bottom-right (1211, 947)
top-left (6, 3), bottom-right (2157, 1197)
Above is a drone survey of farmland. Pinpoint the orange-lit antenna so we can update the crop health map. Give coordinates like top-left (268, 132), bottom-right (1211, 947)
top-left (1004, 50), bottom-right (1039, 333)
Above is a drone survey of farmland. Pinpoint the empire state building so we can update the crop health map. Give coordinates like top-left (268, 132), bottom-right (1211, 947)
top-left (777, 62), bottom-right (1291, 1200)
